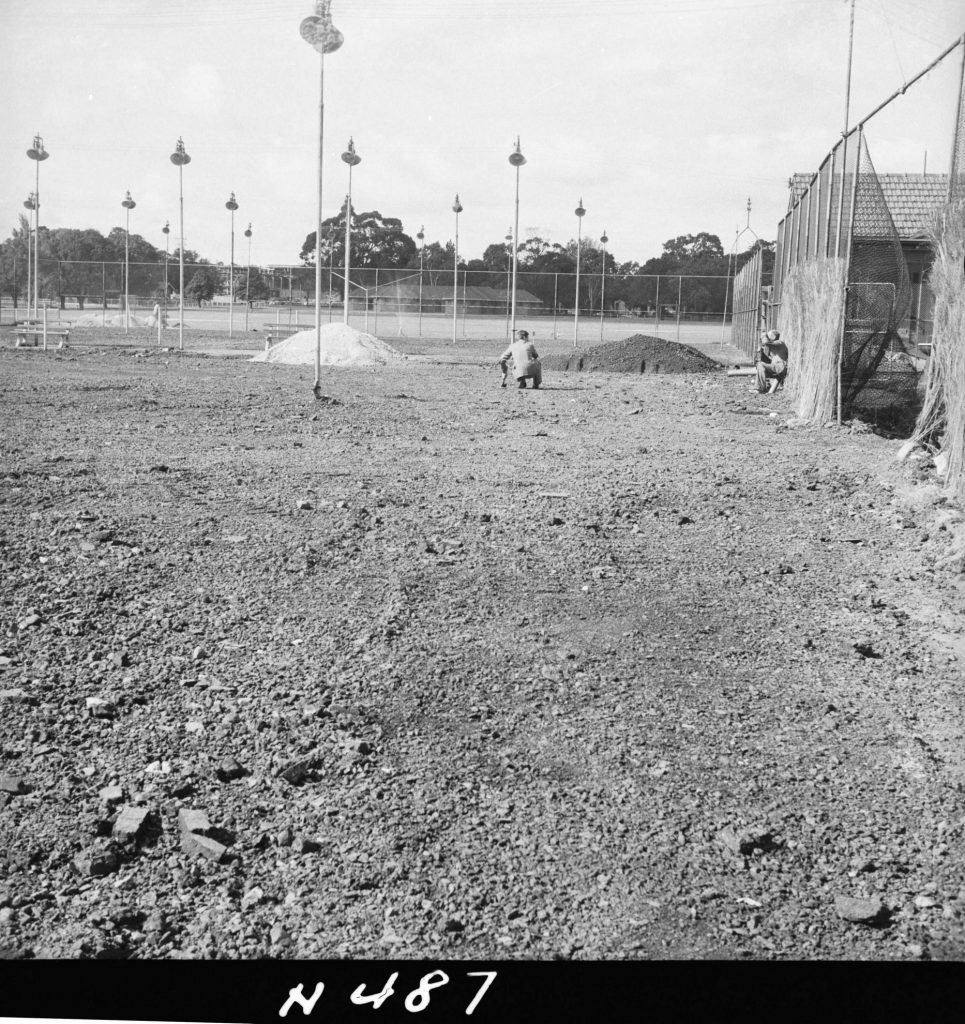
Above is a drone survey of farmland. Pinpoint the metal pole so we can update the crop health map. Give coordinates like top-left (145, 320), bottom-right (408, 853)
top-left (824, 145), bottom-right (837, 257)
top-left (315, 53), bottom-right (325, 392)
top-left (171, 138), bottom-right (190, 352)
top-left (574, 198), bottom-right (585, 346)
top-left (509, 138), bottom-right (526, 336)
top-left (374, 268), bottom-right (379, 336)
top-left (245, 223), bottom-right (252, 333)
top-left (122, 191), bottom-right (136, 333)
top-left (226, 193), bottom-right (238, 338)
top-left (452, 194), bottom-right (462, 344)
top-left (24, 195), bottom-right (33, 320)
top-left (505, 228), bottom-right (512, 344)
top-left (838, 122), bottom-right (863, 425)
top-left (341, 137), bottom-right (361, 328)
top-left (948, 35), bottom-right (965, 202)
top-left (600, 230), bottom-right (608, 342)
top-left (552, 273), bottom-right (558, 338)
top-left (676, 276), bottom-right (682, 343)
top-left (417, 226), bottom-right (424, 338)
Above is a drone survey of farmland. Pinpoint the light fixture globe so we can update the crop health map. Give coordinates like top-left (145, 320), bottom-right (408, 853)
top-left (341, 137), bottom-right (361, 167)
top-left (225, 192), bottom-right (238, 212)
top-left (575, 198), bottom-right (586, 218)
top-left (24, 194), bottom-right (36, 211)
top-left (416, 226), bottom-right (424, 242)
top-left (170, 137), bottom-right (191, 166)
top-left (244, 223), bottom-right (252, 239)
top-left (27, 135), bottom-right (49, 162)
top-left (452, 194), bottom-right (463, 215)
top-left (122, 191), bottom-right (136, 210)
top-left (300, 0), bottom-right (343, 54)
top-left (601, 230), bottom-right (608, 245)
top-left (508, 137), bottom-right (526, 167)
top-left (162, 221), bottom-right (170, 235)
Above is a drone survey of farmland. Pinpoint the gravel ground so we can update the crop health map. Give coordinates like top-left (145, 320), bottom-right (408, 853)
top-left (1, 336), bottom-right (963, 962)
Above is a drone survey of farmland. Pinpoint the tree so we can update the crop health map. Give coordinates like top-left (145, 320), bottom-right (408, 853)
top-left (184, 264), bottom-right (222, 306)
top-left (235, 266), bottom-right (271, 304)
top-left (661, 232), bottom-right (725, 264)
top-left (300, 203), bottom-right (416, 269)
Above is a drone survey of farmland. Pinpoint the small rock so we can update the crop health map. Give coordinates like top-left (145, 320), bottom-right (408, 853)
top-left (98, 785), bottom-right (124, 807)
top-left (914, 895), bottom-right (939, 910)
top-left (297, 500), bottom-right (313, 511)
top-left (677, 515), bottom-right (694, 526)
top-left (0, 689), bottom-right (30, 703)
top-left (718, 826), bottom-right (773, 856)
top-left (17, 614), bottom-right (42, 630)
top-left (270, 924), bottom-right (291, 947)
top-left (85, 697), bottom-right (116, 719)
top-left (0, 775), bottom-right (27, 796)
top-left (241, 887), bottom-right (264, 911)
top-left (292, 837), bottom-right (321, 855)
top-left (834, 895), bottom-right (885, 924)
top-left (276, 759), bottom-right (311, 785)
top-left (112, 806), bottom-right (155, 844)
top-left (184, 720), bottom-right (205, 734)
top-left (444, 917), bottom-right (465, 933)
top-left (276, 828), bottom-right (294, 848)
top-left (215, 757), bottom-right (246, 782)
top-left (181, 832), bottom-right (228, 863)
top-left (177, 808), bottom-right (213, 837)
top-left (73, 842), bottom-right (119, 877)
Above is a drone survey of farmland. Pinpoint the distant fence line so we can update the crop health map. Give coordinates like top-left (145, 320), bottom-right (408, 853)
top-left (1, 258), bottom-right (740, 323)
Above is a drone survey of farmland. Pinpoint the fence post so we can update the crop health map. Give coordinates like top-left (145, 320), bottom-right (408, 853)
top-left (837, 124), bottom-right (863, 425)
top-left (655, 275), bottom-right (661, 335)
top-left (675, 277), bottom-right (682, 343)
top-left (374, 268), bottom-right (379, 336)
top-left (552, 274), bottom-right (558, 338)
top-left (824, 144), bottom-right (837, 257)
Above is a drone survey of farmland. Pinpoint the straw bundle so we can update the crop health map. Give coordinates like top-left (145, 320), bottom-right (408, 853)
top-left (912, 198), bottom-right (965, 500)
top-left (778, 257), bottom-right (845, 424)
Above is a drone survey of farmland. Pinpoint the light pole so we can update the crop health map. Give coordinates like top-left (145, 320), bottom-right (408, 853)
top-left (574, 197), bottom-right (585, 347)
top-left (23, 193), bottom-right (35, 319)
top-left (170, 136), bottom-right (191, 351)
top-left (599, 229), bottom-right (608, 342)
top-left (417, 225), bottom-right (424, 337)
top-left (508, 137), bottom-right (526, 337)
top-left (451, 194), bottom-right (462, 344)
top-left (244, 222), bottom-right (252, 332)
top-left (121, 191), bottom-right (136, 332)
top-left (341, 137), bottom-right (361, 326)
top-left (162, 220), bottom-right (170, 312)
top-left (505, 226), bottom-right (513, 342)
top-left (26, 135), bottom-right (49, 320)
top-left (225, 192), bottom-right (238, 338)
top-left (299, 0), bottom-right (344, 396)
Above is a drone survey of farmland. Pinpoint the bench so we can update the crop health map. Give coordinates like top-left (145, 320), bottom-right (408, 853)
top-left (14, 326), bottom-right (70, 350)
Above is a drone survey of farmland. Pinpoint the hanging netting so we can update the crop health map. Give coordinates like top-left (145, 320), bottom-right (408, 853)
top-left (912, 64), bottom-right (965, 501)
top-left (839, 130), bottom-right (914, 418)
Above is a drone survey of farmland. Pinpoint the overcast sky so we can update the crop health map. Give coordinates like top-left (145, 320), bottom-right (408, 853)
top-left (2, 0), bottom-right (963, 269)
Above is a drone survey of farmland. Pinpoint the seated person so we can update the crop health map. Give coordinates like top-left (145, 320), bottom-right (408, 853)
top-left (499, 329), bottom-right (542, 389)
top-left (756, 329), bottom-right (788, 394)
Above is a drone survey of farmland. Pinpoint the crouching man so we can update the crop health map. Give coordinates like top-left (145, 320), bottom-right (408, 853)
top-left (756, 329), bottom-right (788, 394)
top-left (499, 329), bottom-right (542, 389)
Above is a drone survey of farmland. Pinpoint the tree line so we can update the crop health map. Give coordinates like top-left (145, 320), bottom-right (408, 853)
top-left (1, 207), bottom-right (773, 315)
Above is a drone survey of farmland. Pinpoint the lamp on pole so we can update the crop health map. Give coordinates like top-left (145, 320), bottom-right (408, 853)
top-left (341, 137), bottom-right (361, 326)
top-left (170, 136), bottom-right (191, 352)
top-left (508, 137), bottom-right (526, 337)
top-left (244, 222), bottom-right (252, 332)
top-left (26, 134), bottom-right (49, 320)
top-left (23, 193), bottom-right (36, 319)
top-left (121, 191), bottom-right (136, 332)
top-left (299, 0), bottom-right (344, 397)
top-left (451, 194), bottom-right (462, 344)
top-left (162, 220), bottom-right (170, 311)
top-left (225, 191), bottom-right (238, 338)
top-left (417, 225), bottom-right (425, 337)
top-left (574, 197), bottom-right (585, 347)
top-left (599, 229), bottom-right (608, 342)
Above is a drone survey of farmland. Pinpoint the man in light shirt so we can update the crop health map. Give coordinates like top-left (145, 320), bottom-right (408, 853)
top-left (499, 329), bottom-right (542, 390)
top-left (756, 329), bottom-right (788, 394)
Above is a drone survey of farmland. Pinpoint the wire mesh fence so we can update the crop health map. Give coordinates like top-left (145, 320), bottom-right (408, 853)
top-left (1, 262), bottom-right (742, 350)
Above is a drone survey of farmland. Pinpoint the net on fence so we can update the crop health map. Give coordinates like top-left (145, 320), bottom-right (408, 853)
top-left (840, 130), bottom-right (914, 418)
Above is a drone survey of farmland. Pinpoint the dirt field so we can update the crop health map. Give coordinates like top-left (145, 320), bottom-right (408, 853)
top-left (1, 332), bottom-right (963, 962)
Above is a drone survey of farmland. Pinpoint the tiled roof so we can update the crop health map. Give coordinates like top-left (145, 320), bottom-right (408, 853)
top-left (787, 172), bottom-right (948, 239)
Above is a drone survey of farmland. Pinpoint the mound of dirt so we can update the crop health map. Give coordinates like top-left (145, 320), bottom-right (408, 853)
top-left (251, 323), bottom-right (406, 367)
top-left (543, 334), bottom-right (722, 375)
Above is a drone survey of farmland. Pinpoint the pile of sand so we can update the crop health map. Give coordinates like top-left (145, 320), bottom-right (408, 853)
top-left (542, 334), bottom-right (722, 375)
top-left (251, 323), bottom-right (406, 367)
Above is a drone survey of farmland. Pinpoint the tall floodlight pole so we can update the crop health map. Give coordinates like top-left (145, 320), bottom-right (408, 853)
top-left (121, 191), bottom-right (137, 332)
top-left (244, 222), bottom-right (252, 332)
top-left (170, 137), bottom-right (191, 351)
top-left (23, 193), bottom-right (36, 319)
top-left (225, 192), bottom-right (238, 338)
top-left (574, 198), bottom-right (585, 346)
top-left (341, 137), bottom-right (361, 326)
top-left (451, 194), bottom-right (462, 344)
top-left (417, 225), bottom-right (425, 337)
top-left (162, 220), bottom-right (170, 310)
top-left (26, 135), bottom-right (49, 320)
top-left (508, 137), bottom-right (526, 337)
top-left (300, 0), bottom-right (344, 397)
top-left (504, 226), bottom-right (513, 342)
top-left (600, 229), bottom-right (608, 341)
